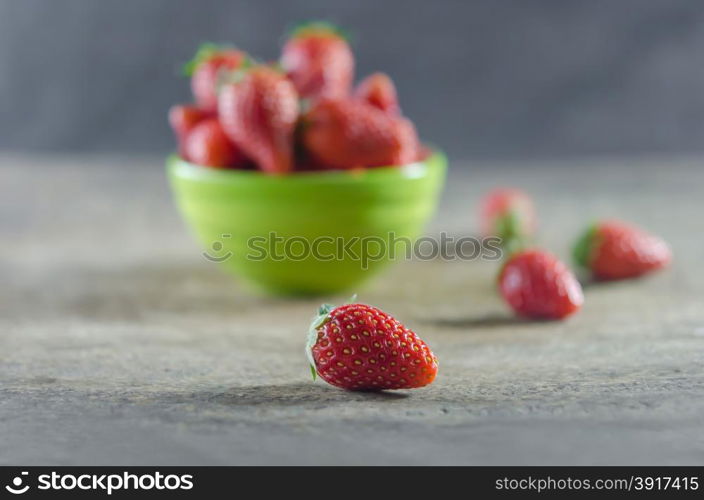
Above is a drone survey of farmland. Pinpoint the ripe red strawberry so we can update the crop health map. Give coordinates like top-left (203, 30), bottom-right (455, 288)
top-left (499, 249), bottom-right (583, 320)
top-left (394, 116), bottom-right (420, 164)
top-left (185, 44), bottom-right (248, 112)
top-left (218, 66), bottom-right (299, 174)
top-left (302, 99), bottom-right (419, 169)
top-left (168, 104), bottom-right (214, 158)
top-left (184, 118), bottom-right (246, 168)
top-left (307, 303), bottom-right (438, 391)
top-left (355, 72), bottom-right (400, 114)
top-left (573, 220), bottom-right (671, 280)
top-left (479, 188), bottom-right (536, 243)
top-left (281, 21), bottom-right (354, 102)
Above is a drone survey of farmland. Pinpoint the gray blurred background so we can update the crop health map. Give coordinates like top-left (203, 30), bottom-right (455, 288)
top-left (2, 0), bottom-right (704, 161)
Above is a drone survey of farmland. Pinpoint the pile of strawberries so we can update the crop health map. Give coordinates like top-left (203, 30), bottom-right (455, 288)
top-left (169, 22), bottom-right (422, 173)
top-left (479, 189), bottom-right (672, 320)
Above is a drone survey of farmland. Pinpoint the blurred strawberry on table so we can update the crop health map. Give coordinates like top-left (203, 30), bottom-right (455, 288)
top-left (218, 66), bottom-right (299, 174)
top-left (499, 248), bottom-right (584, 320)
top-left (280, 21), bottom-right (354, 102)
top-left (573, 220), bottom-right (671, 281)
top-left (479, 188), bottom-right (536, 245)
top-left (185, 44), bottom-right (248, 112)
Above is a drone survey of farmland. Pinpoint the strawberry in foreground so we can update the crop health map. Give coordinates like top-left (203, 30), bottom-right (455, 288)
top-left (168, 104), bottom-right (214, 159)
top-left (218, 66), bottom-right (299, 174)
top-left (479, 188), bottom-right (536, 244)
top-left (281, 21), bottom-right (354, 102)
top-left (307, 303), bottom-right (438, 391)
top-left (499, 249), bottom-right (584, 320)
top-left (573, 220), bottom-right (671, 281)
top-left (185, 44), bottom-right (248, 112)
top-left (355, 72), bottom-right (400, 114)
top-left (184, 118), bottom-right (246, 168)
top-left (302, 99), bottom-right (419, 169)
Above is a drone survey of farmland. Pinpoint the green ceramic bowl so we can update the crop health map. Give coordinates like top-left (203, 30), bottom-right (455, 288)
top-left (166, 152), bottom-right (447, 295)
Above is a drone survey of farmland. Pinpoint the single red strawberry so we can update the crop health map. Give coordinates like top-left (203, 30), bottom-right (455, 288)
top-left (281, 21), bottom-right (354, 102)
top-left (479, 188), bottom-right (536, 244)
top-left (168, 104), bottom-right (214, 158)
top-left (302, 99), bottom-right (419, 169)
top-left (185, 44), bottom-right (248, 112)
top-left (499, 249), bottom-right (583, 320)
top-left (573, 220), bottom-right (671, 280)
top-left (394, 116), bottom-right (420, 165)
top-left (184, 118), bottom-right (246, 168)
top-left (307, 302), bottom-right (438, 391)
top-left (218, 66), bottom-right (299, 174)
top-left (355, 72), bottom-right (400, 114)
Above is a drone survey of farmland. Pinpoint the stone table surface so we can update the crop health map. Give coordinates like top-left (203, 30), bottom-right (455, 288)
top-left (1, 154), bottom-right (703, 465)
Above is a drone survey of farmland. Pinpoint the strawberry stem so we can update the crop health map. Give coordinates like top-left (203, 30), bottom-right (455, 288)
top-left (305, 303), bottom-right (334, 380)
top-left (287, 20), bottom-right (350, 42)
top-left (495, 211), bottom-right (520, 242)
top-left (305, 297), bottom-right (359, 381)
top-left (182, 42), bottom-right (238, 76)
top-left (502, 236), bottom-right (528, 259)
top-left (496, 210), bottom-right (531, 259)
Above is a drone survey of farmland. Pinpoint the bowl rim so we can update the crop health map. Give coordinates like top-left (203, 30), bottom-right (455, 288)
top-left (167, 149), bottom-right (446, 184)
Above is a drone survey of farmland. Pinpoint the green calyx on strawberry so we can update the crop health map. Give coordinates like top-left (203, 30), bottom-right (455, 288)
top-left (288, 20), bottom-right (350, 41)
top-left (182, 43), bottom-right (249, 76)
top-left (306, 302), bottom-right (336, 380)
top-left (572, 222), bottom-right (599, 270)
top-left (494, 211), bottom-right (530, 256)
top-left (185, 44), bottom-right (250, 113)
top-left (306, 294), bottom-right (358, 377)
